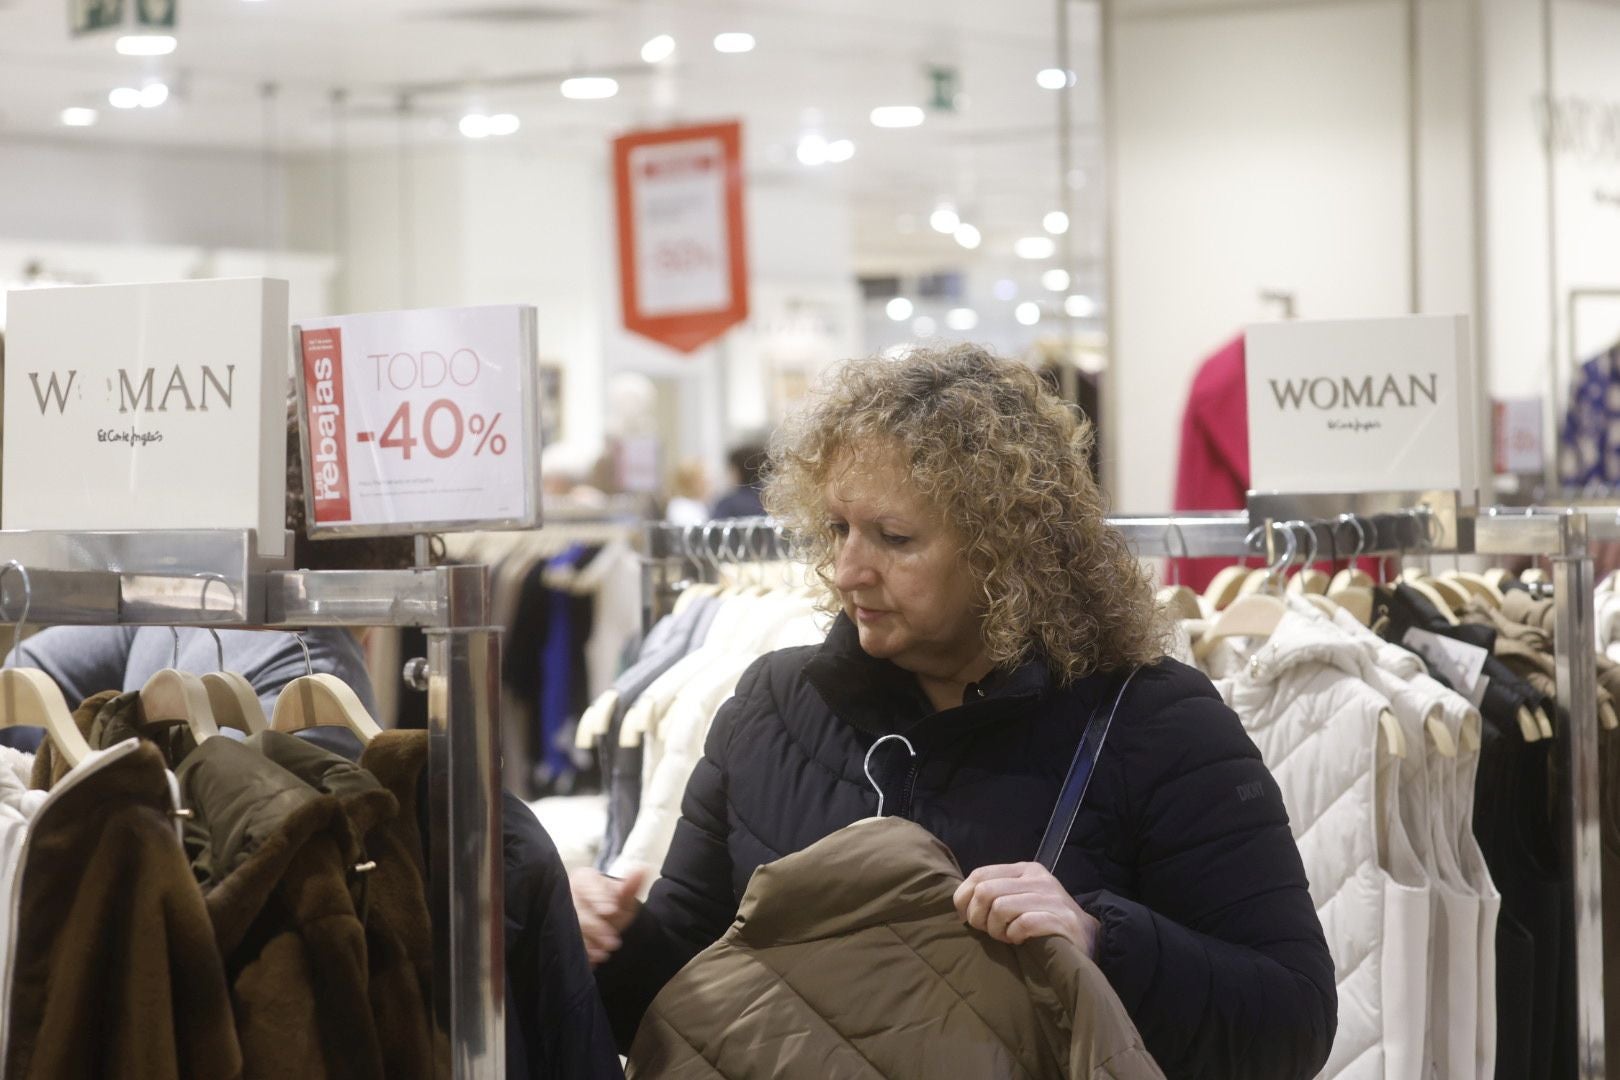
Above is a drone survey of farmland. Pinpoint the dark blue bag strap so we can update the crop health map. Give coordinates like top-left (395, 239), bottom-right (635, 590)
top-left (1034, 667), bottom-right (1141, 873)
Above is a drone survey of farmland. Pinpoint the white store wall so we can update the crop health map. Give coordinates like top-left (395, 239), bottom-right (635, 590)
top-left (1106, 0), bottom-right (1413, 513)
top-left (285, 134), bottom-right (861, 478)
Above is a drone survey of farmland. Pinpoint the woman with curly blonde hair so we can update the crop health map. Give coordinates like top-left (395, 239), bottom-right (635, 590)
top-left (580, 345), bottom-right (1335, 1079)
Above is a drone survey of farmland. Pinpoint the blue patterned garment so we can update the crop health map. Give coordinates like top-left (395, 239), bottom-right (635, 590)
top-left (1559, 347), bottom-right (1620, 487)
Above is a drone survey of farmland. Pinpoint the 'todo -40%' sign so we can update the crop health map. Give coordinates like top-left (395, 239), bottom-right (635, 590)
top-left (294, 305), bottom-right (543, 535)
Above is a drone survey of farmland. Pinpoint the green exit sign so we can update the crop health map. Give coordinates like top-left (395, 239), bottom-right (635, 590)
top-left (70, 0), bottom-right (175, 35)
top-left (70, 0), bottom-right (123, 35)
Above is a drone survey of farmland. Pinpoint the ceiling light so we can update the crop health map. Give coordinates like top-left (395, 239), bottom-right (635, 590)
top-left (1043, 210), bottom-right (1070, 235)
top-left (796, 134), bottom-right (829, 166)
top-left (953, 223), bottom-right (981, 250)
top-left (946, 307), bottom-right (978, 331)
top-left (1042, 268), bottom-right (1071, 292)
top-left (912, 316), bottom-right (937, 338)
top-left (1015, 302), bottom-right (1041, 326)
top-left (869, 105), bottom-right (924, 129)
top-left (108, 87), bottom-right (143, 109)
top-left (459, 113), bottom-right (492, 138)
top-left (826, 138), bottom-right (855, 163)
top-left (929, 206), bottom-right (960, 234)
top-left (139, 82), bottom-right (169, 108)
top-left (60, 107), bottom-right (98, 127)
top-left (1015, 236), bottom-right (1056, 260)
top-left (641, 34), bottom-right (675, 63)
top-left (714, 32), bottom-right (755, 53)
top-left (560, 77), bottom-right (619, 100)
top-left (487, 113), bottom-right (520, 136)
top-left (886, 297), bottom-right (914, 321)
top-left (1065, 294), bottom-right (1098, 318)
top-left (1036, 68), bottom-right (1076, 90)
top-left (115, 34), bottom-right (177, 56)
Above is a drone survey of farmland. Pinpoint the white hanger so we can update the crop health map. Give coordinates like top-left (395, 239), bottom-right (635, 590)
top-left (271, 632), bottom-right (383, 744)
top-left (0, 562), bottom-right (93, 766)
top-left (862, 732), bottom-right (917, 819)
top-left (140, 627), bottom-right (221, 742)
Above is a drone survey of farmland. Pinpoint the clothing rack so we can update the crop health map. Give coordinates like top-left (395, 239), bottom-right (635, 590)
top-left (641, 499), bottom-right (1612, 1078)
top-left (0, 528), bottom-right (504, 1080)
top-left (641, 516), bottom-right (789, 630)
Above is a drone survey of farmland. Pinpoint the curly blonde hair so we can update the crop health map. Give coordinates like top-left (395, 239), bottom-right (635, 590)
top-left (765, 344), bottom-right (1165, 683)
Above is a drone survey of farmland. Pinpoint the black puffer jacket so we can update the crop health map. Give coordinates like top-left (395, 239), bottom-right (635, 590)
top-left (596, 615), bottom-right (1336, 1079)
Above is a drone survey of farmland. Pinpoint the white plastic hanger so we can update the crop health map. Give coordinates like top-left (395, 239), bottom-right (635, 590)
top-left (271, 632), bottom-right (383, 744)
top-left (0, 562), bottom-right (93, 766)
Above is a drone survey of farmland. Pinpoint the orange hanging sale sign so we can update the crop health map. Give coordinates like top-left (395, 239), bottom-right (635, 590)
top-left (613, 121), bottom-right (749, 353)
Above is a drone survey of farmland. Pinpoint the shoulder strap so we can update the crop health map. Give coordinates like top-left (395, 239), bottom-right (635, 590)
top-left (1034, 667), bottom-right (1141, 873)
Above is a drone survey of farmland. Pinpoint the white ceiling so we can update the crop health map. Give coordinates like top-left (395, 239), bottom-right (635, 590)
top-left (0, 0), bottom-right (1104, 278)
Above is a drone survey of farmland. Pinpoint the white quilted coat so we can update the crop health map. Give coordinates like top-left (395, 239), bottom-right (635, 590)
top-left (1214, 610), bottom-right (1429, 1080)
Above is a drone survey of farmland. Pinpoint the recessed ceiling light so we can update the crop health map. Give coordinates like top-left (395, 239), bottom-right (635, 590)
top-left (487, 113), bottom-right (520, 136)
top-left (115, 34), bottom-right (177, 56)
top-left (929, 206), bottom-right (960, 234)
top-left (1015, 302), bottom-right (1041, 326)
top-left (886, 297), bottom-right (914, 321)
top-left (1065, 294), bottom-right (1098, 318)
top-left (946, 307), bottom-right (978, 331)
top-left (641, 34), bottom-right (675, 63)
top-left (108, 87), bottom-right (143, 109)
top-left (714, 32), bottom-right (755, 53)
top-left (1036, 68), bottom-right (1075, 90)
top-left (139, 82), bottom-right (169, 108)
top-left (60, 107), bottom-right (98, 127)
top-left (1043, 210), bottom-right (1070, 235)
top-left (560, 77), bottom-right (619, 100)
top-left (796, 134), bottom-right (829, 166)
top-left (953, 223), bottom-right (982, 250)
top-left (870, 105), bottom-right (924, 129)
top-left (826, 138), bottom-right (855, 163)
top-left (1015, 236), bottom-right (1056, 260)
top-left (459, 113), bottom-right (491, 138)
top-left (1042, 268), bottom-right (1071, 292)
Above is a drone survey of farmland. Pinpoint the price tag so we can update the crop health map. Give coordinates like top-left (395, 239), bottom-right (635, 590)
top-left (293, 305), bottom-right (543, 536)
top-left (1401, 627), bottom-right (1489, 699)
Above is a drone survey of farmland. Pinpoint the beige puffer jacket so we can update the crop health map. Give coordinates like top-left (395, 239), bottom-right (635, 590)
top-left (626, 816), bottom-right (1163, 1080)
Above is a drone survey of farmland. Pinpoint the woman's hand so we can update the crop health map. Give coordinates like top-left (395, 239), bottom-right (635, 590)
top-left (952, 862), bottom-right (1101, 958)
top-left (569, 866), bottom-right (647, 966)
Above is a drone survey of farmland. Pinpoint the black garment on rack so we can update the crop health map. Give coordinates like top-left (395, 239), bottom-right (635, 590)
top-left (1377, 584), bottom-right (1565, 1080)
top-left (310, 728), bottom-right (624, 1080)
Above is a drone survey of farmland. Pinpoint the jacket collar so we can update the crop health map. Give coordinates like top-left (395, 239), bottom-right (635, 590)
top-left (803, 613), bottom-right (1053, 741)
top-left (733, 816), bottom-right (961, 946)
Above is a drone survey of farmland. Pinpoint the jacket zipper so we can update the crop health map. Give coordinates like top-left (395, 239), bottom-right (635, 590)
top-left (896, 759), bottom-right (920, 820)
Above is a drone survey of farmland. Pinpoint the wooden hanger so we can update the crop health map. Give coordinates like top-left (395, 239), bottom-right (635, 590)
top-left (1442, 570), bottom-right (1505, 607)
top-left (1210, 524), bottom-right (1296, 641)
top-left (1157, 522), bottom-right (1205, 621)
top-left (1201, 565), bottom-right (1250, 613)
top-left (1378, 709), bottom-right (1407, 758)
top-left (0, 562), bottom-right (95, 766)
top-left (1423, 705), bottom-right (1457, 758)
top-left (191, 629), bottom-right (266, 735)
top-left (271, 673), bottom-right (383, 743)
top-left (270, 633), bottom-right (383, 744)
top-left (139, 628), bottom-right (221, 742)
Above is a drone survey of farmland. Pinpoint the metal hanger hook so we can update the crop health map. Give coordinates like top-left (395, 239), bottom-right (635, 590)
top-left (289, 631), bottom-right (314, 677)
top-left (862, 732), bottom-right (917, 819)
top-left (1284, 520), bottom-right (1318, 569)
top-left (0, 561), bottom-right (33, 666)
top-left (1264, 522), bottom-right (1298, 591)
top-left (170, 626), bottom-right (181, 668)
top-left (1162, 522), bottom-right (1190, 586)
top-left (1337, 512), bottom-right (1369, 560)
